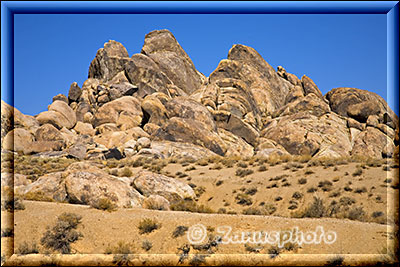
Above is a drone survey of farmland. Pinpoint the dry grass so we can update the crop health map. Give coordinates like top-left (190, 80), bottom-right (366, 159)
top-left (90, 198), bottom-right (117, 212)
top-left (170, 199), bottom-right (214, 214)
top-left (40, 212), bottom-right (83, 254)
top-left (138, 218), bottom-right (161, 234)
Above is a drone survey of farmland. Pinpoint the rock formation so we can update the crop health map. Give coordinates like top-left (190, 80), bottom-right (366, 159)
top-left (1, 29), bottom-right (398, 162)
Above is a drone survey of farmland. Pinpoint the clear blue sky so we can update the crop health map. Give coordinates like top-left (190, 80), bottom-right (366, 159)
top-left (10, 13), bottom-right (394, 115)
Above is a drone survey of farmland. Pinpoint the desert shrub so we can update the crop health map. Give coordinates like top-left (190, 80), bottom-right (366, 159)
top-left (108, 168), bottom-right (119, 176)
top-left (1, 228), bottom-right (13, 237)
top-left (221, 158), bottom-right (236, 168)
top-left (235, 168), bottom-right (253, 177)
top-left (304, 169), bottom-right (314, 175)
top-left (142, 240), bottom-right (152, 251)
top-left (307, 187), bottom-right (317, 193)
top-left (235, 193), bottom-right (252, 206)
top-left (318, 180), bottom-right (333, 192)
top-left (215, 180), bottom-right (223, 186)
top-left (208, 163), bottom-right (222, 170)
top-left (270, 174), bottom-right (288, 181)
top-left (274, 196), bottom-right (282, 201)
top-left (90, 198), bottom-right (117, 212)
top-left (196, 158), bottom-right (209, 166)
top-left (343, 185), bottom-right (353, 192)
top-left (218, 208), bottom-right (227, 214)
top-left (372, 211), bottom-right (384, 218)
top-left (1, 188), bottom-right (25, 211)
top-left (292, 191), bottom-right (303, 199)
top-left (170, 199), bottom-right (214, 214)
top-left (185, 166), bottom-right (196, 171)
top-left (17, 241), bottom-right (39, 255)
top-left (354, 187), bottom-right (367, 194)
top-left (258, 165), bottom-right (268, 172)
top-left (237, 161), bottom-right (248, 168)
top-left (40, 212), bottom-right (83, 254)
top-left (138, 218), bottom-right (161, 234)
top-left (282, 182), bottom-right (291, 187)
top-left (244, 243), bottom-right (262, 253)
top-left (329, 191), bottom-right (341, 198)
top-left (326, 255), bottom-right (344, 266)
top-left (189, 254), bottom-right (207, 266)
top-left (352, 167), bottom-right (363, 176)
top-left (345, 207), bottom-right (365, 221)
top-left (298, 178), bottom-right (307, 184)
top-left (172, 226), bottom-right (188, 238)
top-left (245, 187), bottom-right (258, 196)
top-left (244, 203), bottom-right (276, 215)
top-left (302, 197), bottom-right (325, 218)
top-left (268, 245), bottom-right (281, 259)
top-left (105, 241), bottom-right (132, 254)
top-left (194, 186), bottom-right (206, 197)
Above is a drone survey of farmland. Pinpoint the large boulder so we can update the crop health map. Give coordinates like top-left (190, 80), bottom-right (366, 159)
top-left (1, 100), bottom-right (14, 143)
top-left (325, 87), bottom-right (399, 129)
top-left (68, 82), bottom-right (82, 102)
top-left (209, 44), bottom-right (292, 114)
top-left (166, 96), bottom-right (217, 132)
top-left (21, 164), bottom-right (144, 208)
top-left (301, 75), bottom-right (323, 99)
top-left (274, 93), bottom-right (331, 118)
top-left (132, 171), bottom-right (195, 202)
top-left (262, 112), bottom-right (352, 157)
top-left (94, 96), bottom-right (142, 128)
top-left (2, 128), bottom-right (34, 153)
top-left (141, 29), bottom-right (205, 95)
top-left (153, 117), bottom-right (226, 156)
top-left (88, 40), bottom-right (131, 81)
top-left (150, 141), bottom-right (218, 161)
top-left (35, 123), bottom-right (67, 144)
top-left (124, 54), bottom-right (173, 97)
top-left (48, 100), bottom-right (77, 129)
top-left (217, 128), bottom-right (254, 158)
top-left (352, 127), bottom-right (395, 159)
top-left (141, 94), bottom-right (169, 126)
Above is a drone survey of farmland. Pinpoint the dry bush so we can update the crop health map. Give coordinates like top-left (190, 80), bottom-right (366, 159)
top-left (17, 241), bottom-right (39, 255)
top-left (345, 206), bottom-right (366, 221)
top-left (301, 197), bottom-right (326, 218)
top-left (293, 155), bottom-right (312, 163)
top-left (354, 187), bottom-right (367, 194)
top-left (170, 199), bottom-right (214, 214)
top-left (185, 166), bottom-right (196, 171)
top-left (194, 186), bottom-right (206, 197)
top-left (41, 212), bottom-right (83, 254)
top-left (304, 169), bottom-right (314, 175)
top-left (244, 243), bottom-right (262, 253)
top-left (237, 161), bottom-right (248, 168)
top-left (318, 180), bottom-right (333, 192)
top-left (172, 226), bottom-right (188, 238)
top-left (138, 218), bottom-right (161, 234)
top-left (242, 203), bottom-right (276, 215)
top-left (245, 187), bottom-right (257, 196)
top-left (209, 163), bottom-right (223, 170)
top-left (258, 164), bottom-right (268, 172)
top-left (1, 188), bottom-right (25, 211)
top-left (292, 191), bottom-right (303, 199)
top-left (352, 166), bottom-right (363, 176)
top-left (23, 191), bottom-right (54, 202)
top-left (326, 255), bottom-right (344, 266)
top-left (105, 241), bottom-right (133, 254)
top-left (235, 168), bottom-right (254, 177)
top-left (215, 180), bottom-right (223, 186)
top-left (235, 193), bottom-right (252, 206)
top-left (142, 240), bottom-right (153, 251)
top-left (298, 178), bottom-right (308, 184)
top-left (90, 198), bottom-right (117, 212)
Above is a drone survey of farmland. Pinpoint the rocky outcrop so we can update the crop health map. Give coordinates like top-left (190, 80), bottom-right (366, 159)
top-left (326, 87), bottom-right (398, 127)
top-left (132, 170), bottom-right (195, 202)
top-left (2, 29), bottom-right (398, 161)
top-left (153, 117), bottom-right (226, 156)
top-left (88, 40), bottom-right (131, 81)
top-left (209, 44), bottom-right (292, 115)
top-left (141, 29), bottom-right (205, 95)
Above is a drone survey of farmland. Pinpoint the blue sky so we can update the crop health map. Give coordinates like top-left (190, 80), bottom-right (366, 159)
top-left (10, 13), bottom-right (394, 115)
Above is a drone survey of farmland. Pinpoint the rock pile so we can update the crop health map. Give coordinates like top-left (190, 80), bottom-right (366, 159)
top-left (2, 29), bottom-right (398, 161)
